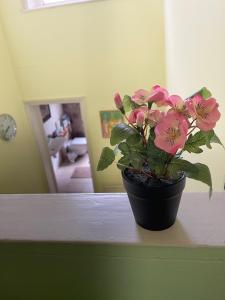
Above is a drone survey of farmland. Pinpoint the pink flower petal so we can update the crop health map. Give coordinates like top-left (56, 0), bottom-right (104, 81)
top-left (149, 85), bottom-right (169, 106)
top-left (154, 113), bottom-right (188, 154)
top-left (128, 107), bottom-right (148, 124)
top-left (136, 111), bottom-right (145, 127)
top-left (147, 110), bottom-right (164, 126)
top-left (114, 92), bottom-right (123, 109)
top-left (132, 89), bottom-right (150, 104)
top-left (187, 95), bottom-right (221, 131)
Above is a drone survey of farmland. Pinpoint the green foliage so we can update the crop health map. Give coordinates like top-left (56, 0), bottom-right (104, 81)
top-left (210, 131), bottom-right (225, 149)
top-left (168, 159), bottom-right (212, 197)
top-left (184, 130), bottom-right (224, 153)
top-left (97, 86), bottom-right (223, 199)
top-left (167, 158), bottom-right (198, 178)
top-left (188, 163), bottom-right (212, 198)
top-left (118, 142), bottom-right (130, 154)
top-left (146, 130), bottom-right (169, 176)
top-left (97, 147), bottom-right (115, 171)
top-left (123, 95), bottom-right (140, 112)
top-left (148, 102), bottom-right (153, 109)
top-left (199, 87), bottom-right (212, 99)
top-left (126, 133), bottom-right (142, 145)
top-left (110, 123), bottom-right (137, 146)
top-left (184, 132), bottom-right (206, 153)
top-left (117, 156), bottom-right (130, 170)
top-left (117, 142), bottom-right (145, 170)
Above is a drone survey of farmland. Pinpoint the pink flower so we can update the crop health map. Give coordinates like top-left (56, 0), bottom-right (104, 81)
top-left (147, 110), bottom-right (164, 127)
top-left (114, 92), bottom-right (125, 114)
top-left (136, 111), bottom-right (145, 127)
top-left (148, 85), bottom-right (169, 106)
top-left (114, 92), bottom-right (123, 108)
top-left (187, 95), bottom-right (221, 131)
top-left (167, 95), bottom-right (189, 124)
top-left (128, 107), bottom-right (148, 124)
top-left (132, 89), bottom-right (151, 105)
top-left (131, 85), bottom-right (169, 106)
top-left (167, 95), bottom-right (186, 112)
top-left (154, 113), bottom-right (188, 154)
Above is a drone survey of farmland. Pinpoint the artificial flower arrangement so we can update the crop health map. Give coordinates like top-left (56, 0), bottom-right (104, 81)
top-left (97, 85), bottom-right (223, 197)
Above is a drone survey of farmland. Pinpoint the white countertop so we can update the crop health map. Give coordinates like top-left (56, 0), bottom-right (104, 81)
top-left (0, 193), bottom-right (224, 247)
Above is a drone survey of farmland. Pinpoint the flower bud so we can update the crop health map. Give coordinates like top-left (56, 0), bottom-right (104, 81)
top-left (136, 111), bottom-right (145, 127)
top-left (114, 92), bottom-right (125, 114)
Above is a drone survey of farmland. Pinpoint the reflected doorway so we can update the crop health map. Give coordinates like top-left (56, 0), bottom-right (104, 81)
top-left (26, 98), bottom-right (94, 193)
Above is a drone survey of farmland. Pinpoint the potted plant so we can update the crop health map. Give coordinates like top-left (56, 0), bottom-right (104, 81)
top-left (97, 85), bottom-right (223, 230)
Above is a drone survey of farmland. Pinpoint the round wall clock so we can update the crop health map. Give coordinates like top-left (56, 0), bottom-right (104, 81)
top-left (0, 114), bottom-right (17, 141)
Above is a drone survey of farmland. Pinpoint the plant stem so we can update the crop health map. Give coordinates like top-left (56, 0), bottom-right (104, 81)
top-left (187, 126), bottom-right (196, 136)
top-left (189, 118), bottom-right (196, 127)
top-left (162, 154), bottom-right (174, 177)
top-left (140, 127), bottom-right (147, 146)
top-left (124, 115), bottom-right (139, 132)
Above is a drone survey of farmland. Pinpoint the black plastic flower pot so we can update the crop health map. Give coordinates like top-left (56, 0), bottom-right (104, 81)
top-left (122, 169), bottom-right (186, 231)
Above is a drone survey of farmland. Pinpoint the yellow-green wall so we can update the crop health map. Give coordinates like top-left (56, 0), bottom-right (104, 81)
top-left (165, 0), bottom-right (225, 192)
top-left (0, 21), bottom-right (48, 193)
top-left (0, 0), bottom-right (166, 192)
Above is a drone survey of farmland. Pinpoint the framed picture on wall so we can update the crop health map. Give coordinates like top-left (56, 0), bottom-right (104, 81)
top-left (100, 110), bottom-right (124, 138)
top-left (40, 104), bottom-right (51, 123)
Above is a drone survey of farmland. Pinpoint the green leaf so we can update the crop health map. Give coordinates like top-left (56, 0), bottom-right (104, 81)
top-left (117, 156), bottom-right (130, 170)
top-left (184, 132), bottom-right (205, 153)
top-left (187, 163), bottom-right (212, 198)
top-left (199, 87), bottom-right (212, 99)
top-left (123, 95), bottom-right (140, 112)
top-left (184, 130), bottom-right (224, 153)
top-left (168, 159), bottom-right (198, 178)
top-left (126, 133), bottom-right (142, 145)
top-left (147, 133), bottom-right (169, 176)
top-left (122, 95), bottom-right (132, 112)
top-left (191, 147), bottom-right (203, 153)
top-left (202, 131), bottom-right (214, 149)
top-left (117, 141), bottom-right (145, 170)
top-left (148, 102), bottom-right (153, 109)
top-left (168, 159), bottom-right (212, 197)
top-left (97, 147), bottom-right (115, 171)
top-left (200, 130), bottom-right (225, 149)
top-left (118, 142), bottom-right (129, 155)
top-left (210, 131), bottom-right (225, 149)
top-left (129, 153), bottom-right (143, 169)
top-left (110, 123), bottom-right (136, 146)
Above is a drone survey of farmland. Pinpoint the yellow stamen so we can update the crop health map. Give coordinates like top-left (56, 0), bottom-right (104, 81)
top-left (196, 104), bottom-right (208, 119)
top-left (166, 127), bottom-right (180, 145)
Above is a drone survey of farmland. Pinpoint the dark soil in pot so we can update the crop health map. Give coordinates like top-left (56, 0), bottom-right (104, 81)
top-left (122, 169), bottom-right (186, 231)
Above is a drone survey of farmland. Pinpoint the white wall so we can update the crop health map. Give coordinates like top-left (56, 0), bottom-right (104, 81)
top-left (43, 104), bottom-right (63, 136)
top-left (42, 103), bottom-right (64, 171)
top-left (165, 0), bottom-right (225, 192)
